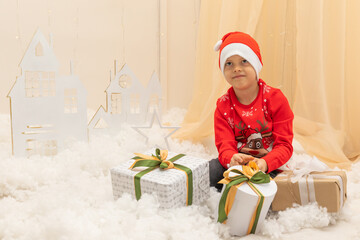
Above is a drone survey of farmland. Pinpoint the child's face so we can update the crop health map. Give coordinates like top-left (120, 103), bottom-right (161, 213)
top-left (223, 55), bottom-right (257, 91)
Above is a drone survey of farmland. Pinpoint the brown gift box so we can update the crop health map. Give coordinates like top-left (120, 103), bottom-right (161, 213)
top-left (271, 171), bottom-right (347, 212)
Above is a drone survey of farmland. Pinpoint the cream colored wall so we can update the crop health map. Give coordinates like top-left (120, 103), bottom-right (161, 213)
top-left (0, 0), bottom-right (199, 115)
top-left (167, 0), bottom-right (200, 110)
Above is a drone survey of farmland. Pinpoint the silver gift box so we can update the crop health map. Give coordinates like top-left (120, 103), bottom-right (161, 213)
top-left (110, 150), bottom-right (210, 208)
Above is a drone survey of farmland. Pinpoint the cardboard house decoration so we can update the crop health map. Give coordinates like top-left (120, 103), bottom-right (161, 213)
top-left (88, 63), bottom-right (162, 136)
top-left (8, 29), bottom-right (87, 157)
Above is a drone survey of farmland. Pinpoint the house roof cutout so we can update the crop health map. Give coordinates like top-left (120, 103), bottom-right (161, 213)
top-left (88, 62), bottom-right (163, 137)
top-left (106, 63), bottom-right (144, 94)
top-left (20, 28), bottom-right (59, 72)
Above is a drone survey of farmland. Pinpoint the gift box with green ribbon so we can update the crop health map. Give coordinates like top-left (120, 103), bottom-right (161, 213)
top-left (110, 148), bottom-right (210, 208)
top-left (215, 162), bottom-right (277, 236)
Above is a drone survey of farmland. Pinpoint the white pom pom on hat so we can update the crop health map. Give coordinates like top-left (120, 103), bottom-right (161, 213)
top-left (214, 40), bottom-right (223, 51)
top-left (214, 32), bottom-right (263, 79)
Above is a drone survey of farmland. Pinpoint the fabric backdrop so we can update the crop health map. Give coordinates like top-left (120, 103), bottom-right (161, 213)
top-left (174, 0), bottom-right (360, 169)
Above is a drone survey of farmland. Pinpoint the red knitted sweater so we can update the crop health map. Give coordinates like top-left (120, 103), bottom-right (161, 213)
top-left (214, 79), bottom-right (294, 173)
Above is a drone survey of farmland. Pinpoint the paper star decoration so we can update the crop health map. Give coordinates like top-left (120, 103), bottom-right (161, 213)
top-left (132, 111), bottom-right (180, 150)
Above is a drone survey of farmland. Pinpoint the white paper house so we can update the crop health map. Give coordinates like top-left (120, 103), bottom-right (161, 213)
top-left (88, 63), bottom-right (162, 135)
top-left (8, 29), bottom-right (87, 157)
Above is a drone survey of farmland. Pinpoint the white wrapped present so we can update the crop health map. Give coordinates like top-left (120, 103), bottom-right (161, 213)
top-left (215, 163), bottom-right (277, 236)
top-left (110, 149), bottom-right (210, 208)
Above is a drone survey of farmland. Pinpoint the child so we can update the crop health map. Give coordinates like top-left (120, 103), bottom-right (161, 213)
top-left (209, 32), bottom-right (294, 191)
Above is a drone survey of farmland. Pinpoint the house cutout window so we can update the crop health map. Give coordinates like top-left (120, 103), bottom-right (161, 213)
top-left (64, 88), bottom-right (78, 113)
top-left (25, 71), bottom-right (40, 97)
top-left (23, 124), bottom-right (54, 135)
top-left (130, 94), bottom-right (140, 114)
top-left (27, 124), bottom-right (53, 129)
top-left (119, 74), bottom-right (132, 88)
top-left (111, 93), bottom-right (122, 114)
top-left (26, 139), bottom-right (57, 157)
top-left (42, 71), bottom-right (56, 97)
top-left (35, 42), bottom-right (44, 56)
top-left (43, 140), bottom-right (58, 156)
top-left (25, 71), bottom-right (55, 98)
top-left (94, 118), bottom-right (108, 129)
top-left (148, 94), bottom-right (159, 113)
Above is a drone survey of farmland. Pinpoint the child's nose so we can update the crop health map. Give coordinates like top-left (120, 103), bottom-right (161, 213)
top-left (234, 64), bottom-right (242, 72)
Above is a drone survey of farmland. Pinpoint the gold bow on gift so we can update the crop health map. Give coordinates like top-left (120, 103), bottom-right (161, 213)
top-left (130, 150), bottom-right (176, 170)
top-left (129, 148), bottom-right (193, 205)
top-left (220, 161), bottom-right (260, 185)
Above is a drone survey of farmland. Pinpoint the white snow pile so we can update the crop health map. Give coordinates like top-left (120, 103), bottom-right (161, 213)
top-left (0, 110), bottom-right (359, 240)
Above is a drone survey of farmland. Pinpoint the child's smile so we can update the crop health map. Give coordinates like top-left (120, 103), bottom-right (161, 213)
top-left (232, 74), bottom-right (246, 79)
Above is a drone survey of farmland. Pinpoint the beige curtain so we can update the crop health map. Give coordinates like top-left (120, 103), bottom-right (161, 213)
top-left (174, 0), bottom-right (360, 169)
top-left (293, 0), bottom-right (360, 169)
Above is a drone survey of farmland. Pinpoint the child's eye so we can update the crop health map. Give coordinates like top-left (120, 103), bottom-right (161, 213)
top-left (242, 59), bottom-right (248, 64)
top-left (225, 62), bottom-right (232, 66)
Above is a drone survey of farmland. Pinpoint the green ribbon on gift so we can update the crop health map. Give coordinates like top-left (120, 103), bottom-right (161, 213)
top-left (217, 162), bottom-right (270, 234)
top-left (129, 148), bottom-right (193, 205)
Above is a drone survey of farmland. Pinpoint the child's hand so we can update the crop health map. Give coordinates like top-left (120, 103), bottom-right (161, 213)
top-left (253, 158), bottom-right (268, 173)
top-left (230, 153), bottom-right (254, 167)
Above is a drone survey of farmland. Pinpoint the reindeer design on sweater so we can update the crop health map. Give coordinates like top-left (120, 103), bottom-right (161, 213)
top-left (235, 117), bottom-right (273, 158)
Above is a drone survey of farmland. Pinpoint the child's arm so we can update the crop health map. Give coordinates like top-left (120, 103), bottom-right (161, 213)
top-left (262, 90), bottom-right (294, 172)
top-left (214, 107), bottom-right (239, 168)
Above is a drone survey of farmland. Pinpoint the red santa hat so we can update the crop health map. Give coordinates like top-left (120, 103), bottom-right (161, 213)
top-left (214, 32), bottom-right (263, 79)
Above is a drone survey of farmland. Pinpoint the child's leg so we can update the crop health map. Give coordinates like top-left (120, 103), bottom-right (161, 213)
top-left (209, 158), bottom-right (226, 192)
top-left (269, 169), bottom-right (280, 179)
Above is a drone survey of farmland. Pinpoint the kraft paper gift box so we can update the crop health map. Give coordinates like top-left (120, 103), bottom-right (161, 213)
top-left (271, 171), bottom-right (347, 212)
top-left (110, 149), bottom-right (210, 208)
top-left (215, 165), bottom-right (277, 237)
